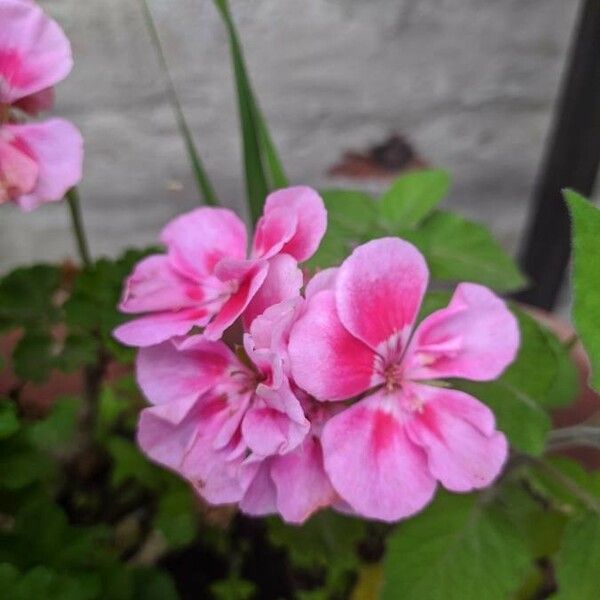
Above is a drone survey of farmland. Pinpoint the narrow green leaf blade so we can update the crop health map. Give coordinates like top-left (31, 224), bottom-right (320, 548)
top-left (565, 190), bottom-right (600, 393)
top-left (213, 0), bottom-right (272, 223)
top-left (379, 169), bottom-right (450, 229)
top-left (381, 493), bottom-right (530, 600)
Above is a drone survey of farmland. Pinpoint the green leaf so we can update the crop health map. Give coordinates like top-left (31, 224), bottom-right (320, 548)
top-left (404, 211), bottom-right (526, 292)
top-left (553, 512), bottom-right (600, 600)
top-left (210, 575), bottom-right (256, 600)
top-left (268, 511), bottom-right (365, 596)
top-left (381, 493), bottom-right (530, 600)
top-left (12, 330), bottom-right (57, 383)
top-left (306, 189), bottom-right (378, 270)
top-left (379, 169), bottom-right (450, 229)
top-left (154, 481), bottom-right (199, 549)
top-left (132, 568), bottom-right (180, 600)
top-left (565, 190), bottom-right (600, 393)
top-left (542, 326), bottom-right (580, 408)
top-left (0, 399), bottom-right (19, 439)
top-left (457, 309), bottom-right (568, 455)
top-left (0, 265), bottom-right (60, 331)
top-left (28, 396), bottom-right (79, 451)
top-left (107, 437), bottom-right (163, 490)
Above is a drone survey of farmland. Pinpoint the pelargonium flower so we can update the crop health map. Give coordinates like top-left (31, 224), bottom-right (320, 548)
top-left (135, 298), bottom-right (312, 516)
top-left (0, 120), bottom-right (83, 210)
top-left (0, 0), bottom-right (83, 210)
top-left (114, 186), bottom-right (326, 347)
top-left (289, 237), bottom-right (519, 522)
top-left (0, 0), bottom-right (72, 113)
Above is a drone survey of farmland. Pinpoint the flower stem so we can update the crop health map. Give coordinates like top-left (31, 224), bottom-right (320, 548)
top-left (66, 187), bottom-right (92, 267)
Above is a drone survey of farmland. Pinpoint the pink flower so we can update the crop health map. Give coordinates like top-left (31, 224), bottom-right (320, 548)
top-left (135, 298), bottom-right (312, 514)
top-left (0, 0), bottom-right (72, 112)
top-left (0, 0), bottom-right (83, 210)
top-left (288, 237), bottom-right (519, 522)
top-left (114, 186), bottom-right (327, 347)
top-left (0, 120), bottom-right (83, 210)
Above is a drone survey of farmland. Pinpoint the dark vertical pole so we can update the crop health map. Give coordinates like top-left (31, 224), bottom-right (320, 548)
top-left (516, 0), bottom-right (600, 310)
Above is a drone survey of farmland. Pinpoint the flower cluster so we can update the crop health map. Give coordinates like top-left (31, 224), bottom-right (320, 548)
top-left (0, 0), bottom-right (82, 211)
top-left (117, 186), bottom-right (519, 523)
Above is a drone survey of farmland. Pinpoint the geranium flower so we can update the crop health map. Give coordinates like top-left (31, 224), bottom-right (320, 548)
top-left (0, 120), bottom-right (83, 210)
top-left (114, 186), bottom-right (326, 346)
top-left (0, 0), bottom-right (83, 210)
top-left (288, 237), bottom-right (519, 522)
top-left (0, 0), bottom-right (72, 112)
top-left (136, 299), bottom-right (311, 513)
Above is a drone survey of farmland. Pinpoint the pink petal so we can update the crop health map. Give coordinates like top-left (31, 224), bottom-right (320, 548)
top-left (242, 254), bottom-right (303, 330)
top-left (321, 392), bottom-right (437, 521)
top-left (136, 335), bottom-right (238, 406)
top-left (118, 254), bottom-right (200, 314)
top-left (305, 267), bottom-right (339, 300)
top-left (0, 0), bottom-right (72, 103)
top-left (336, 238), bottom-right (428, 353)
top-left (0, 128), bottom-right (38, 203)
top-left (204, 259), bottom-right (269, 340)
top-left (404, 283), bottom-right (520, 381)
top-left (258, 186), bottom-right (327, 262)
top-left (289, 290), bottom-right (379, 401)
top-left (240, 460), bottom-right (278, 516)
top-left (7, 119), bottom-right (83, 211)
top-left (113, 308), bottom-right (210, 347)
top-left (271, 436), bottom-right (336, 524)
top-left (137, 397), bottom-right (200, 474)
top-left (160, 208), bottom-right (247, 280)
top-left (252, 205), bottom-right (297, 260)
top-left (405, 384), bottom-right (508, 492)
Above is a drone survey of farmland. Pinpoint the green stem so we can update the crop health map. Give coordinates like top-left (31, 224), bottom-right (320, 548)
top-left (66, 188), bottom-right (92, 267)
top-left (528, 455), bottom-right (600, 514)
top-left (139, 0), bottom-right (218, 206)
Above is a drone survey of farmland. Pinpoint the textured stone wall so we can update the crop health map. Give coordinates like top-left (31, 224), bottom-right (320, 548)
top-left (0, 0), bottom-right (579, 270)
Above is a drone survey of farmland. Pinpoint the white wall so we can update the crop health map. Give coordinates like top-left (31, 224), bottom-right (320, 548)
top-left (0, 0), bottom-right (579, 269)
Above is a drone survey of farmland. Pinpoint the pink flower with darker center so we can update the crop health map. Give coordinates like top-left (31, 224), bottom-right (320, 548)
top-left (289, 237), bottom-right (519, 522)
top-left (114, 186), bottom-right (327, 347)
top-left (0, 0), bottom-right (83, 210)
top-left (137, 297), bottom-right (318, 514)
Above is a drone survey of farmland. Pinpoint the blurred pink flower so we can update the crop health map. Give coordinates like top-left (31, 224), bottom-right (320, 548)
top-left (114, 186), bottom-right (327, 346)
top-left (0, 0), bottom-right (72, 112)
top-left (289, 237), bottom-right (519, 522)
top-left (0, 0), bottom-right (83, 210)
top-left (0, 120), bottom-right (83, 210)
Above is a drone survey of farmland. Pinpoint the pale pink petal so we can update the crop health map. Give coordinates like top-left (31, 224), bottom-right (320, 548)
top-left (136, 336), bottom-right (238, 405)
top-left (14, 87), bottom-right (55, 115)
top-left (8, 119), bottom-right (83, 211)
top-left (203, 259), bottom-right (269, 340)
top-left (199, 458), bottom-right (254, 505)
top-left (160, 208), bottom-right (247, 280)
top-left (260, 186), bottom-right (327, 262)
top-left (321, 392), bottom-right (437, 521)
top-left (405, 384), bottom-right (508, 492)
top-left (0, 0), bottom-right (72, 103)
top-left (289, 291), bottom-right (379, 401)
top-left (113, 308), bottom-right (210, 347)
top-left (137, 397), bottom-right (200, 474)
top-left (0, 129), bottom-right (38, 203)
top-left (242, 254), bottom-right (303, 330)
top-left (336, 237), bottom-right (428, 353)
top-left (271, 436), bottom-right (336, 524)
top-left (118, 255), bottom-right (200, 314)
top-left (240, 460), bottom-right (278, 516)
top-left (404, 283), bottom-right (520, 381)
top-left (252, 205), bottom-right (297, 260)
top-left (305, 267), bottom-right (339, 300)
top-left (242, 406), bottom-right (308, 456)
